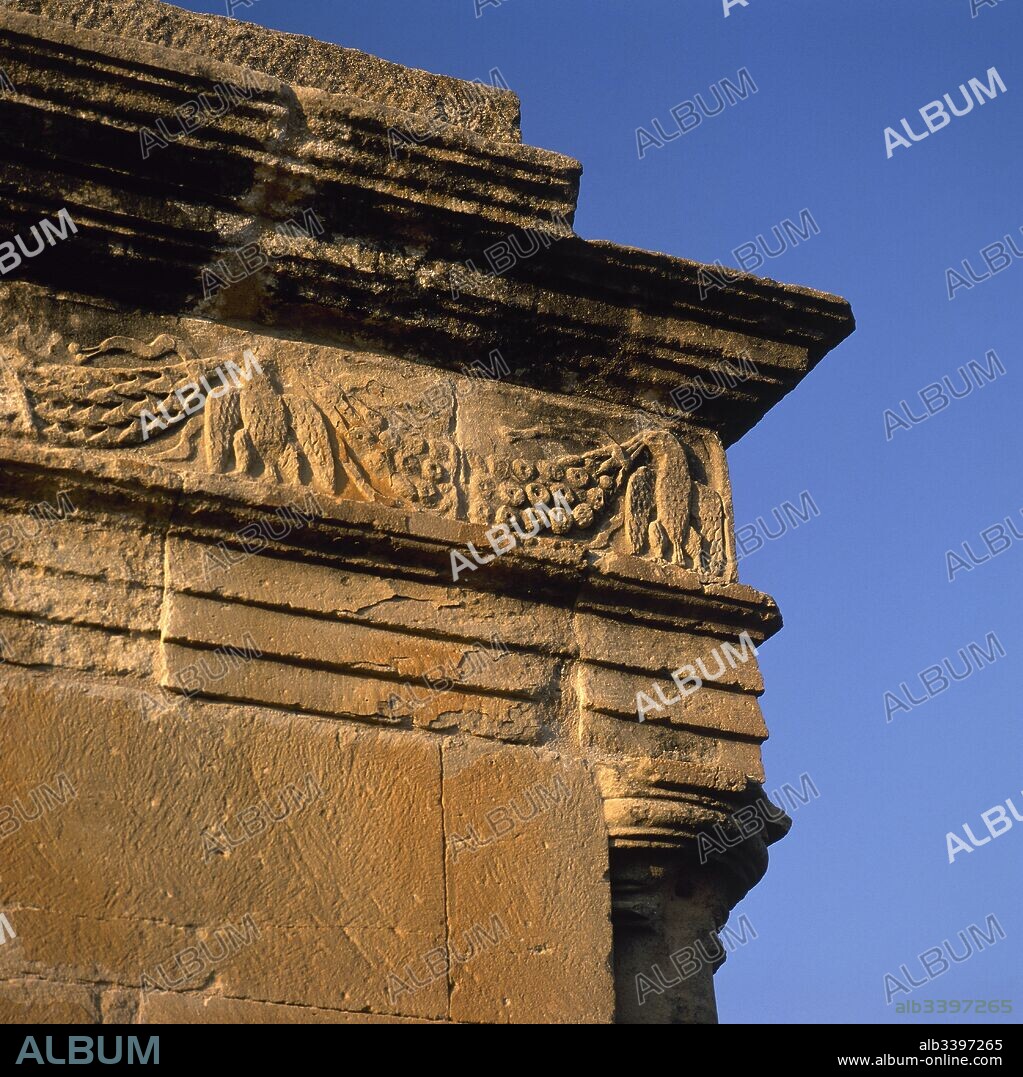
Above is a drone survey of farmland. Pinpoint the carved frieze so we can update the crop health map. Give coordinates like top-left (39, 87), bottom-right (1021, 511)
top-left (0, 326), bottom-right (732, 577)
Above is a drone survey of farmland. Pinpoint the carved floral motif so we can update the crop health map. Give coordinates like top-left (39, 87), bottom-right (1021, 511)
top-left (477, 427), bottom-right (727, 574)
top-left (1, 332), bottom-right (728, 575)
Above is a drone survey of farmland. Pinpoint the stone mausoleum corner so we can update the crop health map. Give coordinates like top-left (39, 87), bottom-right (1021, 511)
top-left (0, 0), bottom-right (854, 1025)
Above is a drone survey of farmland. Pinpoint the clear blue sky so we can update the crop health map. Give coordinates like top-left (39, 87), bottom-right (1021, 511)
top-left (174, 0), bottom-right (1022, 1024)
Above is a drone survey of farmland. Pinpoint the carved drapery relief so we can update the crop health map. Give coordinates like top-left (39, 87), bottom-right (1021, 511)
top-left (0, 330), bottom-right (730, 576)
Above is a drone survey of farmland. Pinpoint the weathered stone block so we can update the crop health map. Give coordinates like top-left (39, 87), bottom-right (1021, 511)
top-left (0, 667), bottom-right (447, 1018)
top-left (443, 742), bottom-right (614, 1023)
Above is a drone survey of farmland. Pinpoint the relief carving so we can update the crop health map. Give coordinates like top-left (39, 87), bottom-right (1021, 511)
top-left (0, 332), bottom-right (459, 513)
top-left (0, 331), bottom-right (728, 576)
top-left (473, 427), bottom-right (728, 575)
top-left (328, 386), bottom-right (459, 516)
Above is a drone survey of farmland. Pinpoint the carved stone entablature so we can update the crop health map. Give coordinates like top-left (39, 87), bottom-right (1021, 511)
top-left (0, 311), bottom-right (735, 579)
top-left (0, 0), bottom-right (856, 1027)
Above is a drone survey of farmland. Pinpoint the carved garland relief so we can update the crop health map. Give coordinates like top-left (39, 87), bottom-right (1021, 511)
top-left (0, 332), bottom-right (729, 576)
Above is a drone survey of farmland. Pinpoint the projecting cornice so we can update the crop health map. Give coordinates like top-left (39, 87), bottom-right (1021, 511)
top-left (0, 4), bottom-right (853, 447)
top-left (3, 0), bottom-right (524, 142)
